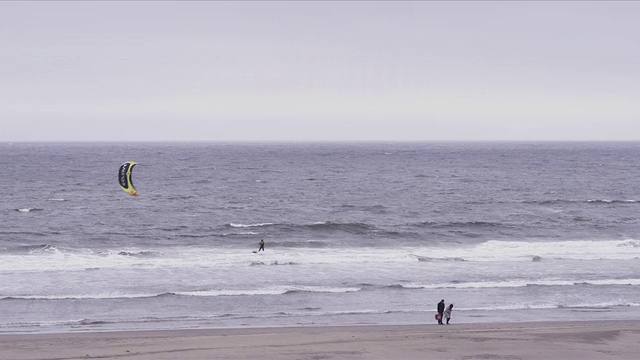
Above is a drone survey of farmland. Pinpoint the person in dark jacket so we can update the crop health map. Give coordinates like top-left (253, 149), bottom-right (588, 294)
top-left (437, 299), bottom-right (445, 325)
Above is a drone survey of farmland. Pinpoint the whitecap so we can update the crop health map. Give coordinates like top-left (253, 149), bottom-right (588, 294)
top-left (229, 223), bottom-right (274, 228)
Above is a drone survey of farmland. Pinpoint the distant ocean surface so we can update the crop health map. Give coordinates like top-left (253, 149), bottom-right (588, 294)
top-left (1, 142), bottom-right (640, 334)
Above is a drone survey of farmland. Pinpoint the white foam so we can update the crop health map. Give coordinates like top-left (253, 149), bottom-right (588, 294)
top-left (229, 223), bottom-right (273, 228)
top-left (175, 285), bottom-right (360, 297)
top-left (0, 285), bottom-right (362, 301)
top-left (175, 289), bottom-right (286, 297)
top-left (404, 278), bottom-right (640, 290)
top-left (461, 300), bottom-right (640, 312)
top-left (413, 239), bottom-right (640, 262)
top-left (565, 301), bottom-right (640, 308)
top-left (1, 292), bottom-right (161, 300)
top-left (1, 239), bottom-right (639, 273)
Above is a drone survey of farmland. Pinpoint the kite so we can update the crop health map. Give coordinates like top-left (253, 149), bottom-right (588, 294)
top-left (118, 161), bottom-right (138, 196)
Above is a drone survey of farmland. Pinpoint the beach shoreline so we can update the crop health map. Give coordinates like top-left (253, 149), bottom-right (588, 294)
top-left (2, 320), bottom-right (639, 360)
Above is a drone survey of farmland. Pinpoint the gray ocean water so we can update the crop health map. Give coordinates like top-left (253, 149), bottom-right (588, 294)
top-left (1, 142), bottom-right (640, 334)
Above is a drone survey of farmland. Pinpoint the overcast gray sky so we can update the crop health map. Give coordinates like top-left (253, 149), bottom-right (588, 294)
top-left (1, 1), bottom-right (638, 142)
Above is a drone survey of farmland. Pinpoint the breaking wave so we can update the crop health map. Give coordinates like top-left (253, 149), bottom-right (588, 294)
top-left (388, 278), bottom-right (640, 290)
top-left (0, 286), bottom-right (362, 301)
top-left (523, 199), bottom-right (639, 205)
top-left (229, 223), bottom-right (274, 228)
top-left (15, 208), bottom-right (44, 213)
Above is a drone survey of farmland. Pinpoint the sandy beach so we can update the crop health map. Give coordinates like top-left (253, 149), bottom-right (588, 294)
top-left (2, 320), bottom-right (639, 360)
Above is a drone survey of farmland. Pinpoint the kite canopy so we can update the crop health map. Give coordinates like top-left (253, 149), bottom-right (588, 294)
top-left (118, 161), bottom-right (138, 196)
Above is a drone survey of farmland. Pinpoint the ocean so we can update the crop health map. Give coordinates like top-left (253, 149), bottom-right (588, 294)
top-left (1, 142), bottom-right (639, 334)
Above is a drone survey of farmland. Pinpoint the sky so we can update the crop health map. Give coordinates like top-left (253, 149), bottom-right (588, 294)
top-left (1, 1), bottom-right (639, 142)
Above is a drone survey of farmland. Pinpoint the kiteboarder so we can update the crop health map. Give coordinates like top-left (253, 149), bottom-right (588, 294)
top-left (258, 239), bottom-right (265, 252)
top-left (437, 299), bottom-right (445, 324)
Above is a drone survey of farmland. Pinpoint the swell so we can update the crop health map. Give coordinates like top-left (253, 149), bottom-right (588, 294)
top-left (4, 279), bottom-right (639, 302)
top-left (226, 221), bottom-right (377, 235)
top-left (522, 199), bottom-right (640, 205)
top-left (0, 286), bottom-right (362, 301)
top-left (220, 221), bottom-right (410, 242)
top-left (377, 278), bottom-right (640, 290)
top-left (415, 221), bottom-right (505, 229)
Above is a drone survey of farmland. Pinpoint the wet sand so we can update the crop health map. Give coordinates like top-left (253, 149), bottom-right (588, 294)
top-left (1, 320), bottom-right (639, 360)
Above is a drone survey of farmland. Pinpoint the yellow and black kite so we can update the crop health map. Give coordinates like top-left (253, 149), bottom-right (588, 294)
top-left (118, 161), bottom-right (138, 196)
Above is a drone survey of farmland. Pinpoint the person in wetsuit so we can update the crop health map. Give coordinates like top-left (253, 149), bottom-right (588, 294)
top-left (258, 239), bottom-right (265, 252)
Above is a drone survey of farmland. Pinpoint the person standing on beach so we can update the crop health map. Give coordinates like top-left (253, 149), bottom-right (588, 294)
top-left (437, 299), bottom-right (445, 325)
top-left (444, 304), bottom-right (453, 324)
top-left (258, 239), bottom-right (265, 252)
